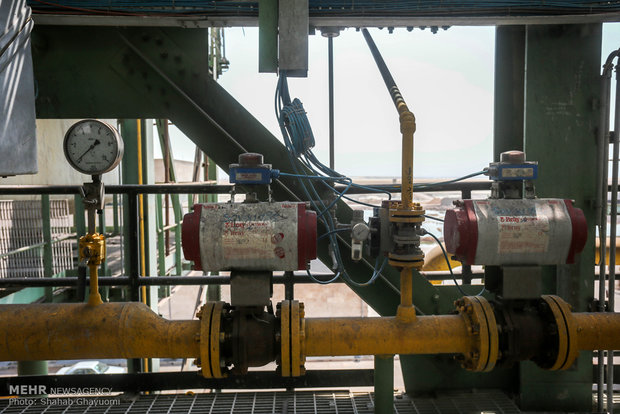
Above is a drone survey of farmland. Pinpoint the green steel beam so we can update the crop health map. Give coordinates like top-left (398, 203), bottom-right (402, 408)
top-left (31, 25), bottom-right (494, 392)
top-left (521, 23), bottom-right (601, 412)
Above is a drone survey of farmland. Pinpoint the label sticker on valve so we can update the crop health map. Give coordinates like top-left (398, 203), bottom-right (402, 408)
top-left (497, 215), bottom-right (549, 254)
top-left (221, 220), bottom-right (278, 259)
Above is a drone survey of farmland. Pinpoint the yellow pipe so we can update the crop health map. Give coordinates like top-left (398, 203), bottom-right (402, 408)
top-left (3, 302), bottom-right (620, 372)
top-left (87, 264), bottom-right (103, 306)
top-left (399, 268), bottom-right (412, 308)
top-left (595, 237), bottom-right (620, 265)
top-left (304, 315), bottom-right (470, 357)
top-left (137, 119), bottom-right (147, 301)
top-left (423, 244), bottom-right (462, 272)
top-left (137, 119), bottom-right (149, 373)
top-left (0, 303), bottom-right (200, 361)
top-left (398, 107), bottom-right (416, 211)
top-left (573, 312), bottom-right (620, 351)
top-left (396, 268), bottom-right (416, 322)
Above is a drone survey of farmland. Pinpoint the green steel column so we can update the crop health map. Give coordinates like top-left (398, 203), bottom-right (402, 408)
top-left (41, 195), bottom-right (53, 302)
top-left (494, 25), bottom-right (525, 160)
top-left (18, 359), bottom-right (48, 394)
top-left (258, 0), bottom-right (278, 73)
top-left (374, 355), bottom-right (394, 414)
top-left (74, 195), bottom-right (86, 238)
top-left (17, 361), bottom-right (48, 376)
top-left (112, 194), bottom-right (119, 236)
top-left (141, 119), bottom-right (158, 280)
top-left (120, 119), bottom-right (140, 279)
top-left (521, 23), bottom-right (601, 412)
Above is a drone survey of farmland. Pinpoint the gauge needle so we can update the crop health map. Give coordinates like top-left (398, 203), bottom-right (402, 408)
top-left (76, 140), bottom-right (101, 163)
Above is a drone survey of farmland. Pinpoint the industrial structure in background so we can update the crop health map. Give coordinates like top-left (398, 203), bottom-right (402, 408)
top-left (0, 1), bottom-right (619, 413)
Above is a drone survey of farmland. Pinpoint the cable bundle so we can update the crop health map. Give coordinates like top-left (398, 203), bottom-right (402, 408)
top-left (275, 72), bottom-right (485, 290)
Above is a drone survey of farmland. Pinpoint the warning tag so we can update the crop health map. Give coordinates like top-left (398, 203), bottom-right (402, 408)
top-left (497, 215), bottom-right (549, 254)
top-left (222, 221), bottom-right (275, 259)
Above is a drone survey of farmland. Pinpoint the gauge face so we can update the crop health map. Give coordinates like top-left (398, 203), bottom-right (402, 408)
top-left (63, 120), bottom-right (124, 175)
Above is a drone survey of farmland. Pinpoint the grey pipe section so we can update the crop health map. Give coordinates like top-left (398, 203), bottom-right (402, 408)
top-left (597, 50), bottom-right (616, 413)
top-left (608, 62), bottom-right (620, 414)
top-left (328, 36), bottom-right (335, 170)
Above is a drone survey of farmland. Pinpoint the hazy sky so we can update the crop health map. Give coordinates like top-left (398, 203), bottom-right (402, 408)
top-left (160, 24), bottom-right (620, 178)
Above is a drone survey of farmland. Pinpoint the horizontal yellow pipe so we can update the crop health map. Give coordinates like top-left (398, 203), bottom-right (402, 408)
top-left (304, 315), bottom-right (471, 357)
top-left (0, 303), bottom-right (200, 361)
top-left (573, 312), bottom-right (620, 351)
top-left (3, 303), bottom-right (620, 368)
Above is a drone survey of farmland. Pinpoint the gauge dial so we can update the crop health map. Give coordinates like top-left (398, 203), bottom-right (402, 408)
top-left (63, 120), bottom-right (124, 175)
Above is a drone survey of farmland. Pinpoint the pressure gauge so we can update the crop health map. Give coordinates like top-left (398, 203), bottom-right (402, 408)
top-left (63, 120), bottom-right (124, 175)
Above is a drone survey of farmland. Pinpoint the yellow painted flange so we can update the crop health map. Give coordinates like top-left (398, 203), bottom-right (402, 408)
top-left (279, 300), bottom-right (306, 377)
top-left (389, 205), bottom-right (426, 224)
top-left (541, 295), bottom-right (579, 370)
top-left (456, 296), bottom-right (499, 372)
top-left (198, 301), bottom-right (226, 378)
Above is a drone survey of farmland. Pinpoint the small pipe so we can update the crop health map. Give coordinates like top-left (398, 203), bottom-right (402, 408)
top-left (396, 268), bottom-right (416, 322)
top-left (399, 268), bottom-right (413, 308)
top-left (136, 119), bottom-right (150, 374)
top-left (597, 49), bottom-right (617, 413)
top-left (328, 36), bottom-right (335, 170)
top-left (361, 28), bottom-right (415, 210)
top-left (87, 264), bottom-right (103, 306)
top-left (608, 63), bottom-right (620, 414)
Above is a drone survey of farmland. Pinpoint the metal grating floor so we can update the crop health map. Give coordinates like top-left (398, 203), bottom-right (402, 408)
top-left (0, 390), bottom-right (520, 414)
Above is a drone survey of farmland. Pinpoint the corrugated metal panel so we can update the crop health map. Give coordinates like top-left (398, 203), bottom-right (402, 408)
top-left (0, 1), bottom-right (36, 176)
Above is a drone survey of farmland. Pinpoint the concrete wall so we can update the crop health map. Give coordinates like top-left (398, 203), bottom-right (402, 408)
top-left (0, 119), bottom-right (120, 189)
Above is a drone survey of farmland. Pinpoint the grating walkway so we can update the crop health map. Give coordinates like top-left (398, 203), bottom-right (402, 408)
top-left (0, 390), bottom-right (520, 414)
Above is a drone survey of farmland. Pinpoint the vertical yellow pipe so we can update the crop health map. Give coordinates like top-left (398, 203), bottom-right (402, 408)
top-left (136, 119), bottom-right (149, 373)
top-left (87, 264), bottom-right (103, 306)
top-left (396, 267), bottom-right (415, 322)
top-left (399, 268), bottom-right (412, 308)
top-left (398, 108), bottom-right (415, 211)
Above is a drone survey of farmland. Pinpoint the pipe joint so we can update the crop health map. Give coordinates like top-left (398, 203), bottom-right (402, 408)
top-left (399, 111), bottom-right (416, 135)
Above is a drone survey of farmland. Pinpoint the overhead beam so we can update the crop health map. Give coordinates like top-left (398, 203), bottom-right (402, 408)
top-left (33, 12), bottom-right (620, 28)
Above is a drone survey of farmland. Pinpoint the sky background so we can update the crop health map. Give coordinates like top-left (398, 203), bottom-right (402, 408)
top-left (158, 23), bottom-right (620, 179)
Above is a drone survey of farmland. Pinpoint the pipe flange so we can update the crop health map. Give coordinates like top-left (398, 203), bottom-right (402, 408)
top-left (541, 295), bottom-right (578, 370)
top-left (279, 300), bottom-right (306, 377)
top-left (389, 203), bottom-right (425, 223)
top-left (198, 301), bottom-right (226, 378)
top-left (456, 296), bottom-right (499, 372)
